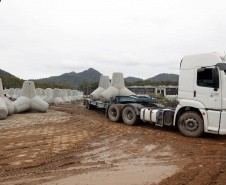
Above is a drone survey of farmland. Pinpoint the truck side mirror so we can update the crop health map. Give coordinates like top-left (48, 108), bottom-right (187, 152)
top-left (212, 68), bottom-right (219, 90)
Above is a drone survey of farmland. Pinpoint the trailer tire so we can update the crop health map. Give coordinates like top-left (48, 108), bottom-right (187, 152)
top-left (122, 106), bottom-right (138, 126)
top-left (108, 104), bottom-right (123, 122)
top-left (178, 111), bottom-right (204, 137)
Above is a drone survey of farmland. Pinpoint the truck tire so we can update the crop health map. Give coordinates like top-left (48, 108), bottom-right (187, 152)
top-left (108, 104), bottom-right (123, 122)
top-left (122, 106), bottom-right (138, 126)
top-left (178, 111), bottom-right (204, 137)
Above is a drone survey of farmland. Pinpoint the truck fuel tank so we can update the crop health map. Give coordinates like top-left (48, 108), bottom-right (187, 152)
top-left (140, 108), bottom-right (175, 127)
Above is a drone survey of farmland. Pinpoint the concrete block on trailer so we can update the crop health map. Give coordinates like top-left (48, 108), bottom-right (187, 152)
top-left (90, 75), bottom-right (110, 101)
top-left (99, 72), bottom-right (135, 103)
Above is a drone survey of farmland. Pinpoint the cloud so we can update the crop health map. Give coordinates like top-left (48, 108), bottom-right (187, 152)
top-left (0, 0), bottom-right (226, 81)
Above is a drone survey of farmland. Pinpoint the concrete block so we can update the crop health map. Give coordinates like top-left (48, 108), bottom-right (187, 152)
top-left (99, 72), bottom-right (135, 103)
top-left (90, 75), bottom-right (110, 101)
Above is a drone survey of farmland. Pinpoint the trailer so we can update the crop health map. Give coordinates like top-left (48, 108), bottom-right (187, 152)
top-left (84, 95), bottom-right (170, 126)
top-left (85, 53), bottom-right (226, 138)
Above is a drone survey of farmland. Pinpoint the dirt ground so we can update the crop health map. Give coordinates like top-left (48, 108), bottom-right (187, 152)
top-left (0, 102), bottom-right (225, 185)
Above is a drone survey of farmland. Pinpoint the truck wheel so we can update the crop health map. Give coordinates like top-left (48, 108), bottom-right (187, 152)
top-left (178, 111), bottom-right (204, 137)
top-left (122, 106), bottom-right (138, 126)
top-left (108, 104), bottom-right (123, 122)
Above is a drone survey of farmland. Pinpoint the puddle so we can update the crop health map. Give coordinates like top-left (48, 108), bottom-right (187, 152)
top-left (43, 138), bottom-right (179, 185)
top-left (43, 164), bottom-right (178, 185)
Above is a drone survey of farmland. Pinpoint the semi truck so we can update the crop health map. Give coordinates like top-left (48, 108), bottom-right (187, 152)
top-left (84, 52), bottom-right (226, 137)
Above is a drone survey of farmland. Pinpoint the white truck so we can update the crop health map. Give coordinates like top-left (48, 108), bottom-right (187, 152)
top-left (85, 52), bottom-right (226, 137)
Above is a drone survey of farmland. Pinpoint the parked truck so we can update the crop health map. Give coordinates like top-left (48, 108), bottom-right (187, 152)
top-left (84, 52), bottom-right (226, 137)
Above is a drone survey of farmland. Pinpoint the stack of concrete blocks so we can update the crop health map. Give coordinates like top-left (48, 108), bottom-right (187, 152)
top-left (67, 89), bottom-right (72, 102)
top-left (72, 90), bottom-right (80, 101)
top-left (12, 88), bottom-right (21, 100)
top-left (45, 88), bottom-right (54, 104)
top-left (7, 88), bottom-right (14, 99)
top-left (52, 88), bottom-right (64, 104)
top-left (35, 88), bottom-right (43, 99)
top-left (41, 89), bottom-right (47, 101)
top-left (71, 90), bottom-right (76, 102)
top-left (90, 75), bottom-right (110, 101)
top-left (12, 81), bottom-right (49, 113)
top-left (0, 78), bottom-right (15, 119)
top-left (78, 91), bottom-right (83, 99)
top-left (61, 89), bottom-right (70, 103)
top-left (99, 72), bottom-right (136, 103)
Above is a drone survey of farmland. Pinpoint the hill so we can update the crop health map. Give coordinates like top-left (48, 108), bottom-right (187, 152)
top-left (146, 73), bottom-right (179, 82)
top-left (33, 68), bottom-right (102, 88)
top-left (0, 69), bottom-right (15, 77)
top-left (33, 70), bottom-right (179, 88)
top-left (125, 77), bottom-right (143, 83)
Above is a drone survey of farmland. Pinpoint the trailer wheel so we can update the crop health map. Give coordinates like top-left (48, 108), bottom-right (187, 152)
top-left (108, 104), bottom-right (123, 122)
top-left (178, 111), bottom-right (204, 137)
top-left (122, 106), bottom-right (138, 126)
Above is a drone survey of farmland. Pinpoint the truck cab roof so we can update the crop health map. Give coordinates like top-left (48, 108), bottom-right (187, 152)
top-left (180, 53), bottom-right (225, 70)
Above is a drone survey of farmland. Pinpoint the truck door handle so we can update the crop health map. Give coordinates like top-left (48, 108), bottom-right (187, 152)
top-left (194, 91), bottom-right (196, 97)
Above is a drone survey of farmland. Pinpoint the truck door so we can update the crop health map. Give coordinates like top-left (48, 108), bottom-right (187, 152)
top-left (194, 67), bottom-right (221, 109)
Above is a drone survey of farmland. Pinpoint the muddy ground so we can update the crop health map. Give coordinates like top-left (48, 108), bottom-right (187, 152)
top-left (0, 102), bottom-right (225, 185)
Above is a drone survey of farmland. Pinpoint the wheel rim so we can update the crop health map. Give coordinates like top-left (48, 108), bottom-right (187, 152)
top-left (126, 110), bottom-right (133, 120)
top-left (184, 118), bottom-right (198, 131)
top-left (111, 109), bottom-right (117, 117)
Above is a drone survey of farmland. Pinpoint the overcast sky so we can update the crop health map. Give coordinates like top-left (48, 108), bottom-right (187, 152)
top-left (0, 0), bottom-right (226, 80)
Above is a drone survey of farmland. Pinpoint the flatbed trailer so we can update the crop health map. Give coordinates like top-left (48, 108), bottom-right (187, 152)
top-left (84, 95), bottom-right (175, 127)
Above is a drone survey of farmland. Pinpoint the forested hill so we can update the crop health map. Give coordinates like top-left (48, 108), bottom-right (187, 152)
top-left (32, 68), bottom-right (102, 88)
top-left (147, 73), bottom-right (179, 82)
top-left (1, 67), bottom-right (179, 89)
top-left (0, 69), bottom-right (15, 77)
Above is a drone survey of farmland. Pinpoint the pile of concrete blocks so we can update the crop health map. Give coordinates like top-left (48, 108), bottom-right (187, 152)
top-left (12, 81), bottom-right (49, 113)
top-left (52, 88), bottom-right (64, 104)
top-left (67, 89), bottom-right (72, 102)
top-left (36, 88), bottom-right (43, 98)
top-left (61, 89), bottom-right (70, 103)
top-left (41, 89), bottom-right (47, 101)
top-left (12, 88), bottom-right (21, 100)
top-left (72, 90), bottom-right (82, 101)
top-left (7, 88), bottom-right (14, 100)
top-left (44, 88), bottom-right (54, 104)
top-left (0, 78), bottom-right (15, 119)
top-left (99, 72), bottom-right (136, 103)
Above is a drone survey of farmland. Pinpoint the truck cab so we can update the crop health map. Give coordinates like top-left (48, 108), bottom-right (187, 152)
top-left (174, 53), bottom-right (226, 136)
